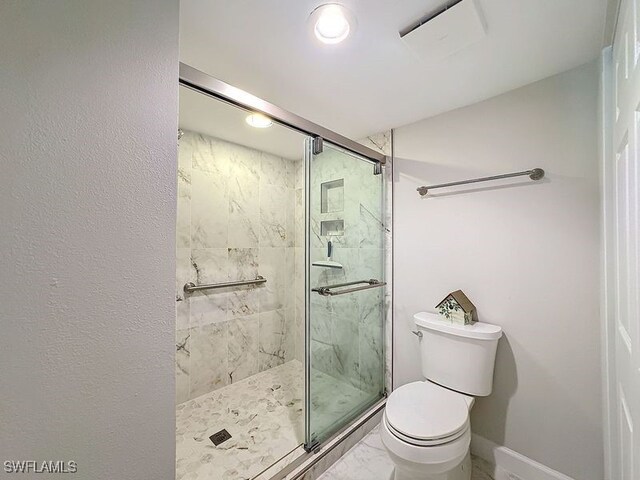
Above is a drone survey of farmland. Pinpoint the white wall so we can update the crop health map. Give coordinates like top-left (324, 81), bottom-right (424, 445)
top-left (0, 2), bottom-right (178, 478)
top-left (393, 62), bottom-right (602, 480)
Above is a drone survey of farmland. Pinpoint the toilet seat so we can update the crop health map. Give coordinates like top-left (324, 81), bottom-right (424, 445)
top-left (384, 412), bottom-right (469, 447)
top-left (385, 381), bottom-right (470, 447)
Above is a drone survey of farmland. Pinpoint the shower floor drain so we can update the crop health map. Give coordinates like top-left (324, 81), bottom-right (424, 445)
top-left (209, 429), bottom-right (232, 446)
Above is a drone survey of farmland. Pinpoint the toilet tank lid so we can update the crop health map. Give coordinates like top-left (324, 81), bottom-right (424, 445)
top-left (414, 312), bottom-right (502, 340)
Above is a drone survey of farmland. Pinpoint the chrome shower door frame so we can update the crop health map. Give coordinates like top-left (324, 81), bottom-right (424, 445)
top-left (178, 63), bottom-right (386, 165)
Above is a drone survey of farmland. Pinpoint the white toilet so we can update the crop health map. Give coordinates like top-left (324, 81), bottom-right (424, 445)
top-left (380, 312), bottom-right (502, 480)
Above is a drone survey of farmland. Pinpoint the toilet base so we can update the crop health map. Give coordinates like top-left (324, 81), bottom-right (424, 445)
top-left (391, 451), bottom-right (471, 480)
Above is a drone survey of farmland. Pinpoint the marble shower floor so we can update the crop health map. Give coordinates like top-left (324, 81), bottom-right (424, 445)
top-left (176, 360), bottom-right (373, 480)
top-left (317, 425), bottom-right (496, 480)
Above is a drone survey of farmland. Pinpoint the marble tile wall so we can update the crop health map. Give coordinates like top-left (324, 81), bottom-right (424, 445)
top-left (176, 130), bottom-right (302, 404)
top-left (357, 132), bottom-right (393, 393)
top-left (294, 161), bottom-right (305, 365)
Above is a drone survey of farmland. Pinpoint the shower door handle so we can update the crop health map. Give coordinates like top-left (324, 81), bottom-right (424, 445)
top-left (312, 279), bottom-right (386, 297)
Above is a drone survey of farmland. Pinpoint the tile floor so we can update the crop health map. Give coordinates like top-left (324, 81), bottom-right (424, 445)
top-left (176, 360), bottom-right (375, 480)
top-left (317, 425), bottom-right (495, 480)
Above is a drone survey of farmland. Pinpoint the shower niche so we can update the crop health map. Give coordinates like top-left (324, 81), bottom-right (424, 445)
top-left (320, 178), bottom-right (344, 213)
top-left (320, 219), bottom-right (344, 236)
top-left (319, 178), bottom-right (345, 236)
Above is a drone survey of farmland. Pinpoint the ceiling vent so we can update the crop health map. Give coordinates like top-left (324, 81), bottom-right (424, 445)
top-left (400, 0), bottom-right (487, 63)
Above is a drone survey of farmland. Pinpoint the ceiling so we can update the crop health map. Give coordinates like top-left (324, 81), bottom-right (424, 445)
top-left (179, 0), bottom-right (609, 140)
top-left (179, 86), bottom-right (306, 160)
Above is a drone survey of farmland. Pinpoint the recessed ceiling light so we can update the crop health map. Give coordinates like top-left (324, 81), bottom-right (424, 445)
top-left (245, 113), bottom-right (273, 128)
top-left (309, 4), bottom-right (355, 45)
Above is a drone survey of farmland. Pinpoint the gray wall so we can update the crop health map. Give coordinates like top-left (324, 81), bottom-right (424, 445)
top-left (392, 62), bottom-right (602, 479)
top-left (0, 1), bottom-right (179, 478)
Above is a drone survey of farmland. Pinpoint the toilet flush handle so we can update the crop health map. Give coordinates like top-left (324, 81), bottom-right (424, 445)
top-left (411, 330), bottom-right (423, 339)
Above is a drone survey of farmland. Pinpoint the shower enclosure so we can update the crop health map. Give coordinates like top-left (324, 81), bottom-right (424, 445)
top-left (176, 64), bottom-right (390, 480)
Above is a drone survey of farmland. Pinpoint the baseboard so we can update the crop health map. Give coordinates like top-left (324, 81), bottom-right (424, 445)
top-left (470, 434), bottom-right (575, 480)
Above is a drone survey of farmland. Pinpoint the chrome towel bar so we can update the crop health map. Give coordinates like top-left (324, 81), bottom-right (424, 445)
top-left (416, 168), bottom-right (545, 196)
top-left (312, 279), bottom-right (386, 297)
top-left (184, 275), bottom-right (266, 294)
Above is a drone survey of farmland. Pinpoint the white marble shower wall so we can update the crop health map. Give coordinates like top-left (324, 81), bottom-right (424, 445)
top-left (175, 131), bottom-right (303, 404)
top-left (309, 132), bottom-right (391, 396)
top-left (357, 132), bottom-right (393, 393)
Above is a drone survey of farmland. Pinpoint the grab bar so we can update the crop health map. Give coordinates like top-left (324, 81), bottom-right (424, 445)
top-left (184, 275), bottom-right (266, 294)
top-left (312, 279), bottom-right (386, 297)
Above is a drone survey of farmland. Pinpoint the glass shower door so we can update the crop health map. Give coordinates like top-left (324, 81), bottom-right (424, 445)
top-left (305, 139), bottom-right (386, 449)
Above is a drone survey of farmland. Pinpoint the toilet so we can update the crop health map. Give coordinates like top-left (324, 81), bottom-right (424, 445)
top-left (380, 312), bottom-right (502, 480)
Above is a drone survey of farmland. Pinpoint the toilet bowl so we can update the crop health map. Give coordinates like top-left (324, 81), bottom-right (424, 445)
top-left (380, 381), bottom-right (474, 480)
top-left (381, 313), bottom-right (502, 480)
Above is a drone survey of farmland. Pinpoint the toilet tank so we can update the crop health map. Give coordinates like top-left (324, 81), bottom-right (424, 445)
top-left (414, 312), bottom-right (502, 396)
